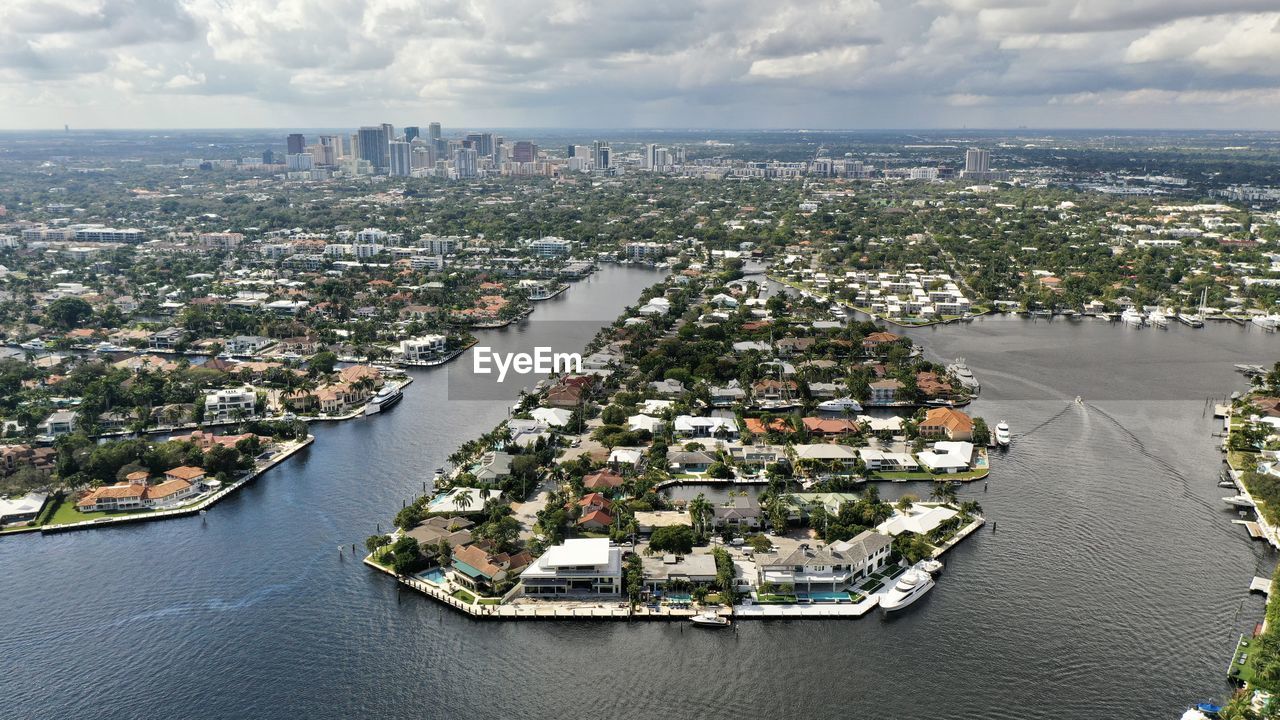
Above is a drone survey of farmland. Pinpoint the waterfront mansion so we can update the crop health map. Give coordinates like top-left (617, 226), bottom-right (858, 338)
top-left (519, 538), bottom-right (622, 596)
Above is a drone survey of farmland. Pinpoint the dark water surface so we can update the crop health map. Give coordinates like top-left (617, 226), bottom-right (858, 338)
top-left (2, 272), bottom-right (1277, 719)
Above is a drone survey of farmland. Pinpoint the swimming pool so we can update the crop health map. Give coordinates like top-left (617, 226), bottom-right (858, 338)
top-left (418, 568), bottom-right (448, 586)
top-left (801, 591), bottom-right (851, 603)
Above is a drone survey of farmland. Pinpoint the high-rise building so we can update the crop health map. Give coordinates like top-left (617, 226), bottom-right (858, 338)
top-left (453, 147), bottom-right (478, 178)
top-left (593, 141), bottom-right (611, 170)
top-left (389, 141), bottom-right (412, 177)
top-left (566, 145), bottom-right (576, 158)
top-left (644, 143), bottom-right (658, 170)
top-left (464, 132), bottom-right (495, 159)
top-left (286, 133), bottom-right (305, 155)
top-left (404, 126), bottom-right (420, 143)
top-left (964, 148), bottom-right (990, 174)
top-left (318, 135), bottom-right (343, 161)
top-left (262, 149), bottom-right (276, 165)
top-left (286, 153), bottom-right (313, 171)
top-left (357, 126), bottom-right (389, 173)
top-left (428, 122), bottom-right (441, 141)
top-left (512, 141), bottom-right (538, 164)
top-left (307, 142), bottom-right (335, 167)
top-left (381, 123), bottom-right (395, 145)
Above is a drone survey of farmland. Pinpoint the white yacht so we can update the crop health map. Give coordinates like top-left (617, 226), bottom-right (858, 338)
top-left (1120, 308), bottom-right (1146, 326)
top-left (1252, 315), bottom-right (1280, 331)
top-left (947, 359), bottom-right (979, 392)
top-left (830, 306), bottom-right (849, 321)
top-left (690, 611), bottom-right (730, 628)
top-left (817, 397), bottom-right (863, 413)
top-left (920, 559), bottom-right (944, 574)
top-left (1146, 308), bottom-right (1170, 328)
top-left (880, 567), bottom-right (935, 613)
top-left (994, 421), bottom-right (1011, 447)
top-left (364, 385), bottom-right (404, 415)
top-left (1223, 494), bottom-right (1255, 509)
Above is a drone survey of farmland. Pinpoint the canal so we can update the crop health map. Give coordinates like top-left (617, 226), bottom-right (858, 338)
top-left (0, 266), bottom-right (1275, 719)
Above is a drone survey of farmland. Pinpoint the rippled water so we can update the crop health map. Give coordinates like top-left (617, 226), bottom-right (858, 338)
top-left (1, 274), bottom-right (1275, 719)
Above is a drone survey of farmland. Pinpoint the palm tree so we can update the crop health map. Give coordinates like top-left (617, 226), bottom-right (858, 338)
top-left (687, 493), bottom-right (712, 536)
top-left (929, 482), bottom-right (958, 505)
top-left (455, 490), bottom-right (474, 513)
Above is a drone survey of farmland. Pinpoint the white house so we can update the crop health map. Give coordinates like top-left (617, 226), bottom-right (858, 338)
top-left (917, 441), bottom-right (974, 473)
top-left (673, 415), bottom-right (738, 439)
top-left (204, 386), bottom-right (257, 421)
top-left (398, 335), bottom-right (447, 363)
top-left (608, 447), bottom-right (645, 467)
top-left (878, 504), bottom-right (960, 536)
top-left (628, 414), bottom-right (665, 433)
top-left (530, 407), bottom-right (573, 427)
top-left (520, 538), bottom-right (622, 596)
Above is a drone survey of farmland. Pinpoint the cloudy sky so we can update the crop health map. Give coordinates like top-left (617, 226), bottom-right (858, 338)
top-left (2, 0), bottom-right (1280, 130)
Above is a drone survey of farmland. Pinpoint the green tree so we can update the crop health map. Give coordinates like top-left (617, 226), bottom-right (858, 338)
top-left (45, 297), bottom-right (93, 330)
top-left (649, 524), bottom-right (695, 554)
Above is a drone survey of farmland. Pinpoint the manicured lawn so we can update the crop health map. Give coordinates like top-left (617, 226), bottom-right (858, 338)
top-left (477, 598), bottom-right (501, 606)
top-left (43, 496), bottom-right (155, 526)
top-left (756, 594), bottom-right (798, 604)
top-left (860, 579), bottom-right (884, 593)
top-left (848, 592), bottom-right (866, 603)
top-left (451, 589), bottom-right (476, 604)
top-left (1231, 638), bottom-right (1258, 684)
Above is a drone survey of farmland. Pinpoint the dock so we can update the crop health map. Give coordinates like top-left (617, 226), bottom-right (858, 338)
top-left (1250, 576), bottom-right (1272, 595)
top-left (1233, 520), bottom-right (1264, 539)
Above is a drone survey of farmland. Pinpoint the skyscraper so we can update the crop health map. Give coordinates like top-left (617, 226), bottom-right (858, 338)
top-left (453, 147), bottom-right (477, 178)
top-left (593, 140), bottom-right (611, 170)
top-left (262, 149), bottom-right (276, 165)
top-left (389, 141), bottom-right (412, 176)
top-left (566, 145), bottom-right (575, 158)
top-left (512, 141), bottom-right (537, 164)
top-left (318, 135), bottom-right (342, 164)
top-left (428, 122), bottom-right (441, 141)
top-left (964, 148), bottom-right (990, 174)
top-left (358, 126), bottom-right (390, 173)
top-left (286, 133), bottom-right (305, 155)
top-left (404, 126), bottom-right (420, 143)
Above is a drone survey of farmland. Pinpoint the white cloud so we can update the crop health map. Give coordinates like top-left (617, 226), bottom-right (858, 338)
top-left (0, 0), bottom-right (1279, 128)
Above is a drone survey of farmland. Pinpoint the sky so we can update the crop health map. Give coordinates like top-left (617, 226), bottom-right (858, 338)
top-left (2, 0), bottom-right (1280, 130)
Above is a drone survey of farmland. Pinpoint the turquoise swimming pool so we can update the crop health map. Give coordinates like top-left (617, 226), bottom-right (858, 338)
top-left (801, 591), bottom-right (851, 603)
top-left (418, 568), bottom-right (447, 586)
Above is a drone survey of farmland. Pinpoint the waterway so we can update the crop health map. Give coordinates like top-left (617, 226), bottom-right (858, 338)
top-left (1, 267), bottom-right (1277, 719)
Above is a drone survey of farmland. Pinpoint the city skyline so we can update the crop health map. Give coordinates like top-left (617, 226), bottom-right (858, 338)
top-left (2, 1), bottom-right (1280, 131)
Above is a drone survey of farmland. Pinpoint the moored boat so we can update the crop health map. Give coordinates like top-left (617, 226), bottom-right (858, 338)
top-left (880, 568), bottom-right (935, 612)
top-left (817, 397), bottom-right (863, 413)
top-left (690, 611), bottom-right (730, 628)
top-left (1121, 308), bottom-right (1146, 326)
top-left (994, 421), bottom-right (1011, 447)
top-left (364, 385), bottom-right (404, 415)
